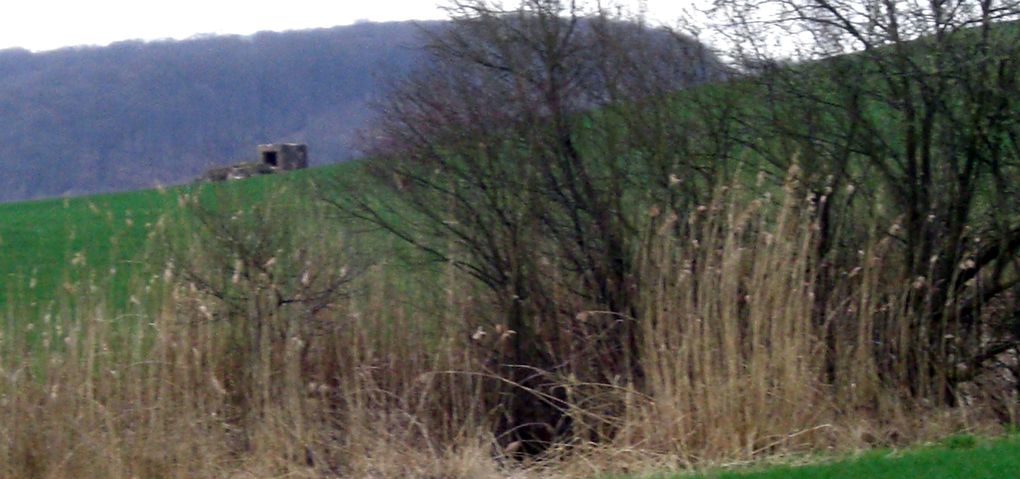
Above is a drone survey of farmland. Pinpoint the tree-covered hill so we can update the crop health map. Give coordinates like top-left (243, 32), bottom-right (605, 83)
top-left (0, 21), bottom-right (432, 202)
top-left (0, 19), bottom-right (719, 203)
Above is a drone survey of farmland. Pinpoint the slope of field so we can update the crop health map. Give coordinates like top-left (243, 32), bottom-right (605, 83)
top-left (0, 165), bottom-right (341, 309)
top-left (0, 188), bottom-right (165, 308)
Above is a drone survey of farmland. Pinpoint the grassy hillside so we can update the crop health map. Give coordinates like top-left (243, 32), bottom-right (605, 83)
top-left (0, 188), bottom-right (165, 309)
top-left (0, 164), bottom-right (346, 310)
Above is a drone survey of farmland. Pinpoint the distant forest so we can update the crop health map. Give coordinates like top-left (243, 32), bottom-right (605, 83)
top-left (0, 22), bottom-right (432, 202)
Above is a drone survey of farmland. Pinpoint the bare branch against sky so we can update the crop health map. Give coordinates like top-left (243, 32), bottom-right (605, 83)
top-left (0, 0), bottom-right (701, 52)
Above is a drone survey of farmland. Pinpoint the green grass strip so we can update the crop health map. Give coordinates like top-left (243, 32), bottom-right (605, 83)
top-left (630, 435), bottom-right (1020, 479)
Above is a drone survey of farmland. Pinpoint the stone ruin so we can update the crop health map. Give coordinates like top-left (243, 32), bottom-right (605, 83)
top-left (257, 143), bottom-right (309, 171)
top-left (202, 143), bottom-right (309, 182)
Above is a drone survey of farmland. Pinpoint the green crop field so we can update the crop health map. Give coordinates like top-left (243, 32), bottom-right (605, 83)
top-left (0, 164), bottom-right (345, 311)
top-left (618, 435), bottom-right (1020, 479)
top-left (0, 187), bottom-right (167, 309)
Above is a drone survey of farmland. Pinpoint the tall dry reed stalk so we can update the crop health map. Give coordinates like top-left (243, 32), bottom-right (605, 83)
top-left (601, 178), bottom-right (989, 475)
top-left (632, 182), bottom-right (828, 462)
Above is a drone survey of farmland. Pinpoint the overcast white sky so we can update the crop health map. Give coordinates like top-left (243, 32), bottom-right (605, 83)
top-left (0, 0), bottom-right (699, 52)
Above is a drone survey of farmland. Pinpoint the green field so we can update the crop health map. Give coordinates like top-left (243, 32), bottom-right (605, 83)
top-left (0, 187), bottom-right (167, 309)
top-left (631, 435), bottom-right (1020, 479)
top-left (0, 165), bottom-right (346, 311)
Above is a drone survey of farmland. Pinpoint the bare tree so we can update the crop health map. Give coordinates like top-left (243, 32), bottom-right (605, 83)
top-left (323, 0), bottom-right (722, 451)
top-left (162, 185), bottom-right (360, 429)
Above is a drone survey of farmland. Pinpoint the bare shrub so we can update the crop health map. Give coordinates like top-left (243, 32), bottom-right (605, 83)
top-left (155, 185), bottom-right (362, 432)
top-left (322, 0), bottom-right (727, 452)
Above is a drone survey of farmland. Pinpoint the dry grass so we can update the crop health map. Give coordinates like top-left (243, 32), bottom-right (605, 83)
top-left (0, 183), bottom-right (1006, 478)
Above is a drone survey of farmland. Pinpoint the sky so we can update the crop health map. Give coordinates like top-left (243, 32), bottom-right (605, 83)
top-left (0, 0), bottom-right (699, 52)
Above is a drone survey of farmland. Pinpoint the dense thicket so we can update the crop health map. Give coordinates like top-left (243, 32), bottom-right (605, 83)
top-left (0, 22), bottom-right (428, 201)
top-left (701, 0), bottom-right (1020, 405)
top-left (324, 0), bottom-right (727, 452)
top-left (325, 0), bottom-right (1020, 452)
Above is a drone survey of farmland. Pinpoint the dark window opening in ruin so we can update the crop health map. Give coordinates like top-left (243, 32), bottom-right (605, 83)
top-left (263, 151), bottom-right (278, 167)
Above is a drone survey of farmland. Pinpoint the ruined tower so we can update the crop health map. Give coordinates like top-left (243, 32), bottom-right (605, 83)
top-left (257, 143), bottom-right (309, 171)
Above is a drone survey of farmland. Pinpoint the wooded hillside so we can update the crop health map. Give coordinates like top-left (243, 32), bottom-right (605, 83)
top-left (0, 22), bottom-right (428, 201)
